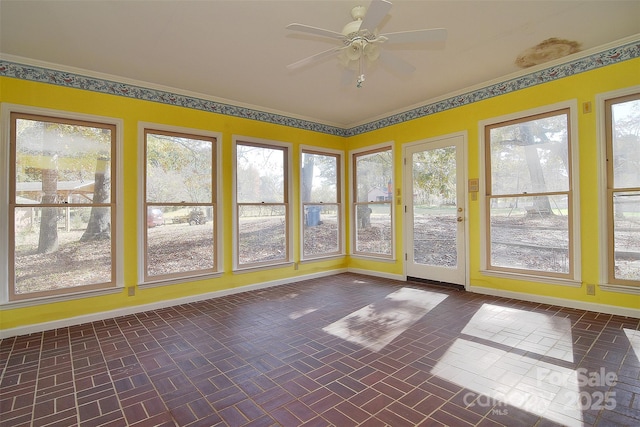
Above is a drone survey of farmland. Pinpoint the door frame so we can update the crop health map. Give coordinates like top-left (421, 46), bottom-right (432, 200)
top-left (402, 131), bottom-right (470, 290)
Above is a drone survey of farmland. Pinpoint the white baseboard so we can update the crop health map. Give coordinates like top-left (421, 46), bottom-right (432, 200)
top-left (349, 267), bottom-right (639, 318)
top-left (0, 268), bottom-right (348, 339)
top-left (469, 285), bottom-right (640, 319)
top-left (4, 269), bottom-right (636, 339)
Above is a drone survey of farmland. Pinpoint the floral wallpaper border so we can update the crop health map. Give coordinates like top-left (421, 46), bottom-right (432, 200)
top-left (1, 40), bottom-right (638, 137)
top-left (345, 40), bottom-right (640, 137)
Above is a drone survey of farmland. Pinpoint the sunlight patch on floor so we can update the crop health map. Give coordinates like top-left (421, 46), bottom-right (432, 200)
top-left (289, 308), bottom-right (318, 320)
top-left (432, 338), bottom-right (583, 427)
top-left (322, 287), bottom-right (447, 352)
top-left (461, 303), bottom-right (574, 362)
top-left (624, 328), bottom-right (640, 360)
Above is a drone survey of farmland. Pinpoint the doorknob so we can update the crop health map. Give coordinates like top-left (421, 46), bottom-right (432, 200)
top-left (457, 217), bottom-right (463, 222)
top-left (457, 207), bottom-right (463, 212)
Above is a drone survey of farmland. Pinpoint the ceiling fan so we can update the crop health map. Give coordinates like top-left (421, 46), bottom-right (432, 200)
top-left (286, 0), bottom-right (447, 88)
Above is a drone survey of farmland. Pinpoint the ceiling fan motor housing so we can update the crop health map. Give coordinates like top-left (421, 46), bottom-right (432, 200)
top-left (342, 19), bottom-right (363, 38)
top-left (341, 5), bottom-right (382, 62)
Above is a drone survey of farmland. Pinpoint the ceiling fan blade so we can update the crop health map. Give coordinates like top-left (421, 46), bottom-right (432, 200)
top-left (381, 28), bottom-right (447, 44)
top-left (286, 23), bottom-right (345, 40)
top-left (379, 50), bottom-right (416, 74)
top-left (382, 28), bottom-right (448, 44)
top-left (287, 46), bottom-right (347, 70)
top-left (360, 0), bottom-right (392, 32)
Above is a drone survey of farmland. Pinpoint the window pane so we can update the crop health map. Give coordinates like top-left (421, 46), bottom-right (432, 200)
top-left (355, 203), bottom-right (392, 255)
top-left (355, 150), bottom-right (393, 203)
top-left (13, 206), bottom-right (112, 294)
top-left (304, 204), bottom-right (339, 257)
top-left (489, 113), bottom-right (569, 195)
top-left (611, 99), bottom-right (640, 188)
top-left (413, 207), bottom-right (457, 268)
top-left (301, 153), bottom-right (337, 203)
top-left (412, 146), bottom-right (458, 267)
top-left (238, 204), bottom-right (286, 265)
top-left (237, 144), bottom-right (284, 203)
top-left (146, 133), bottom-right (212, 203)
top-left (489, 196), bottom-right (569, 273)
top-left (146, 206), bottom-right (214, 277)
top-left (15, 118), bottom-right (112, 204)
top-left (613, 191), bottom-right (640, 281)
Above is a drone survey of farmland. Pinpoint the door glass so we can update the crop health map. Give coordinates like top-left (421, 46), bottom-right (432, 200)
top-left (412, 146), bottom-right (458, 267)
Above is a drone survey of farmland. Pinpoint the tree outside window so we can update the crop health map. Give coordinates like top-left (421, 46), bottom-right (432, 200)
top-left (485, 109), bottom-right (574, 277)
top-left (236, 141), bottom-right (289, 267)
top-left (10, 113), bottom-right (115, 299)
top-left (301, 150), bottom-right (341, 259)
top-left (606, 93), bottom-right (640, 286)
top-left (143, 129), bottom-right (216, 281)
top-left (352, 147), bottom-right (393, 257)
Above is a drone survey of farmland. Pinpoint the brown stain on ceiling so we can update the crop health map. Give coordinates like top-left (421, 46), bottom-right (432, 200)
top-left (516, 38), bottom-right (582, 68)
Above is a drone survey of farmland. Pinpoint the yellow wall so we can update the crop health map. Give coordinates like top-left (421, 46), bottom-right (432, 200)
top-left (0, 78), bottom-right (347, 330)
top-left (1, 57), bottom-right (639, 332)
top-left (347, 58), bottom-right (640, 310)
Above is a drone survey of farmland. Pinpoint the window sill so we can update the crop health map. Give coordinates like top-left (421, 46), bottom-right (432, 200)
top-left (480, 269), bottom-right (581, 287)
top-left (140, 272), bottom-right (223, 289)
top-left (300, 254), bottom-right (346, 263)
top-left (0, 287), bottom-right (123, 310)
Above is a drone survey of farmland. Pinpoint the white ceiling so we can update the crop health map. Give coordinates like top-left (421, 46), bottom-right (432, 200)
top-left (1, 0), bottom-right (639, 128)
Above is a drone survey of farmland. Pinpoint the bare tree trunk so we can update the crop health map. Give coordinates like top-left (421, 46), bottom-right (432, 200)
top-left (301, 155), bottom-right (314, 203)
top-left (522, 127), bottom-right (552, 215)
top-left (81, 156), bottom-right (111, 241)
top-left (38, 168), bottom-right (59, 253)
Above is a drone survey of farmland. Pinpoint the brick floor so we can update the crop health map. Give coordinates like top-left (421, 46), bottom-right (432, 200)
top-left (1, 273), bottom-right (639, 426)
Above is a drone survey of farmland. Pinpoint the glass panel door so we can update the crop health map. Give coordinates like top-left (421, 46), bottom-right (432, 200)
top-left (405, 135), bottom-right (466, 285)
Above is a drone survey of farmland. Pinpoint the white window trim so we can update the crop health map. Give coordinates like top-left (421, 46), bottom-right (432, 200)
top-left (137, 122), bottom-right (223, 287)
top-left (478, 100), bottom-right (581, 286)
top-left (232, 135), bottom-right (293, 272)
top-left (596, 85), bottom-right (640, 295)
top-left (299, 145), bottom-right (345, 261)
top-left (0, 103), bottom-right (124, 306)
top-left (349, 141), bottom-right (396, 261)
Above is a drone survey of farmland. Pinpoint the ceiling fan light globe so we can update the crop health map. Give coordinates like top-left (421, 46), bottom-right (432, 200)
top-left (364, 43), bottom-right (380, 61)
top-left (346, 49), bottom-right (362, 61)
top-left (339, 54), bottom-right (360, 70)
top-left (346, 40), bottom-right (364, 60)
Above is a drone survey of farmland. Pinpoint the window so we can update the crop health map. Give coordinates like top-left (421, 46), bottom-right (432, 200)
top-left (235, 140), bottom-right (290, 268)
top-left (484, 108), bottom-right (576, 279)
top-left (352, 146), bottom-right (393, 258)
top-left (142, 128), bottom-right (217, 282)
top-left (605, 92), bottom-right (640, 287)
top-left (301, 149), bottom-right (342, 259)
top-left (8, 112), bottom-right (117, 300)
